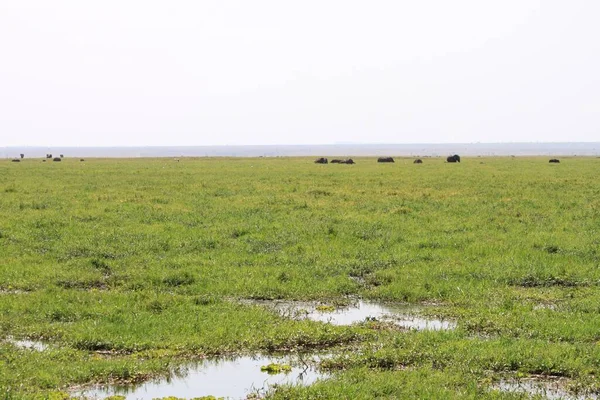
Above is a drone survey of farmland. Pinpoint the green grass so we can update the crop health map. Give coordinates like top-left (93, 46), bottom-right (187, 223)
top-left (1, 156), bottom-right (600, 398)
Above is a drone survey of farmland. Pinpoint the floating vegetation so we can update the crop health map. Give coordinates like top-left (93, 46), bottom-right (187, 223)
top-left (260, 363), bottom-right (292, 374)
top-left (315, 305), bottom-right (336, 313)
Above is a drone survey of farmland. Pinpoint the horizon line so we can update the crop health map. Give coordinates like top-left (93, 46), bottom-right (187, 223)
top-left (4, 141), bottom-right (600, 148)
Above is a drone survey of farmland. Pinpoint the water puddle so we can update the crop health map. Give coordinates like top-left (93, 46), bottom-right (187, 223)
top-left (493, 377), bottom-right (598, 400)
top-left (73, 354), bottom-right (327, 400)
top-left (349, 276), bottom-right (366, 286)
top-left (533, 303), bottom-right (558, 311)
top-left (0, 289), bottom-right (28, 295)
top-left (5, 337), bottom-right (48, 351)
top-left (245, 300), bottom-right (455, 331)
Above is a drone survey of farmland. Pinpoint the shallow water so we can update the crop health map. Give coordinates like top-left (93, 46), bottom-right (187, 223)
top-left (0, 289), bottom-right (28, 295)
top-left (74, 354), bottom-right (326, 400)
top-left (533, 303), bottom-right (558, 311)
top-left (6, 337), bottom-right (48, 351)
top-left (494, 378), bottom-right (598, 400)
top-left (252, 300), bottom-right (455, 330)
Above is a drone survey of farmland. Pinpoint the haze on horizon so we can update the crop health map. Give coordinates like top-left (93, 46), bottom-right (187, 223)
top-left (1, 1), bottom-right (599, 147)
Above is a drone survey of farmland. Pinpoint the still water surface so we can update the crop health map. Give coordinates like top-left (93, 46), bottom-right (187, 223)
top-left (75, 354), bottom-right (326, 400)
top-left (252, 300), bottom-right (456, 330)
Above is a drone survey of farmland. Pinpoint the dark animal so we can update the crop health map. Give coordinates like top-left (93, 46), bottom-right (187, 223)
top-left (42, 160), bottom-right (46, 162)
top-left (377, 157), bottom-right (394, 163)
top-left (46, 154), bottom-right (52, 159)
top-left (447, 154), bottom-right (461, 163)
top-left (314, 157), bottom-right (328, 164)
top-left (340, 159), bottom-right (355, 164)
top-left (413, 159), bottom-right (423, 164)
top-left (549, 159), bottom-right (560, 163)
top-left (11, 159), bottom-right (20, 162)
top-left (20, 154), bottom-right (24, 159)
top-left (330, 159), bottom-right (342, 164)
top-left (53, 157), bottom-right (61, 162)
top-left (60, 154), bottom-right (64, 158)
top-left (80, 159), bottom-right (85, 162)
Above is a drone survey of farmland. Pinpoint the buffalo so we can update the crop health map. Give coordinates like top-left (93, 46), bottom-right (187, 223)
top-left (340, 159), bottom-right (355, 164)
top-left (46, 154), bottom-right (52, 159)
top-left (11, 159), bottom-right (20, 163)
top-left (414, 159), bottom-right (423, 164)
top-left (80, 159), bottom-right (85, 162)
top-left (53, 157), bottom-right (61, 162)
top-left (447, 154), bottom-right (461, 163)
top-left (549, 159), bottom-right (560, 163)
top-left (330, 159), bottom-right (342, 164)
top-left (314, 157), bottom-right (328, 164)
top-left (377, 157), bottom-right (394, 163)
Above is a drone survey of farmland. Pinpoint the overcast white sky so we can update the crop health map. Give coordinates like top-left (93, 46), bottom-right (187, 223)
top-left (1, 1), bottom-right (599, 146)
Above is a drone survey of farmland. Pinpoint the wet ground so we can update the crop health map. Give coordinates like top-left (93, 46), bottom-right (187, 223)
top-left (493, 377), bottom-right (599, 400)
top-left (245, 299), bottom-right (456, 330)
top-left (10, 300), bottom-right (455, 399)
top-left (73, 354), bottom-right (327, 400)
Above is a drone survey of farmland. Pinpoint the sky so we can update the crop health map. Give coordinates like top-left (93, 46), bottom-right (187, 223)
top-left (1, 1), bottom-right (599, 147)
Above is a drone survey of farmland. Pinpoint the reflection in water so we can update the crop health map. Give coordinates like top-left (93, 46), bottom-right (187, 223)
top-left (74, 354), bottom-right (326, 400)
top-left (249, 300), bottom-right (455, 330)
top-left (494, 378), bottom-right (599, 400)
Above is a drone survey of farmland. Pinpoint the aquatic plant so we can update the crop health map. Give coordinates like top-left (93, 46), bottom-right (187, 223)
top-left (260, 363), bottom-right (293, 374)
top-left (315, 305), bottom-right (336, 313)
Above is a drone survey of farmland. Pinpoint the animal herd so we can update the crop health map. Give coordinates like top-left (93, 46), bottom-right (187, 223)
top-left (315, 158), bottom-right (355, 164)
top-left (314, 155), bottom-right (563, 164)
top-left (7, 155), bottom-right (564, 164)
top-left (314, 156), bottom-right (430, 164)
top-left (8, 154), bottom-right (75, 162)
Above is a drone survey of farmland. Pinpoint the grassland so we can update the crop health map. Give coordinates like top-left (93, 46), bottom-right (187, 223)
top-left (1, 156), bottom-right (600, 399)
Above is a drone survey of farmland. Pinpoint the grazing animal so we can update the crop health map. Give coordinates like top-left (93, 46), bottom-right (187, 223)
top-left (330, 159), bottom-right (342, 164)
top-left (377, 157), bottom-right (394, 163)
top-left (314, 157), bottom-right (328, 164)
top-left (447, 154), bottom-right (461, 163)
top-left (549, 159), bottom-right (560, 163)
top-left (80, 159), bottom-right (85, 162)
top-left (60, 154), bottom-right (64, 158)
top-left (20, 154), bottom-right (24, 159)
top-left (11, 159), bottom-right (20, 163)
top-left (46, 154), bottom-right (52, 159)
top-left (53, 157), bottom-right (61, 162)
top-left (413, 159), bottom-right (423, 164)
top-left (340, 159), bottom-right (355, 164)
